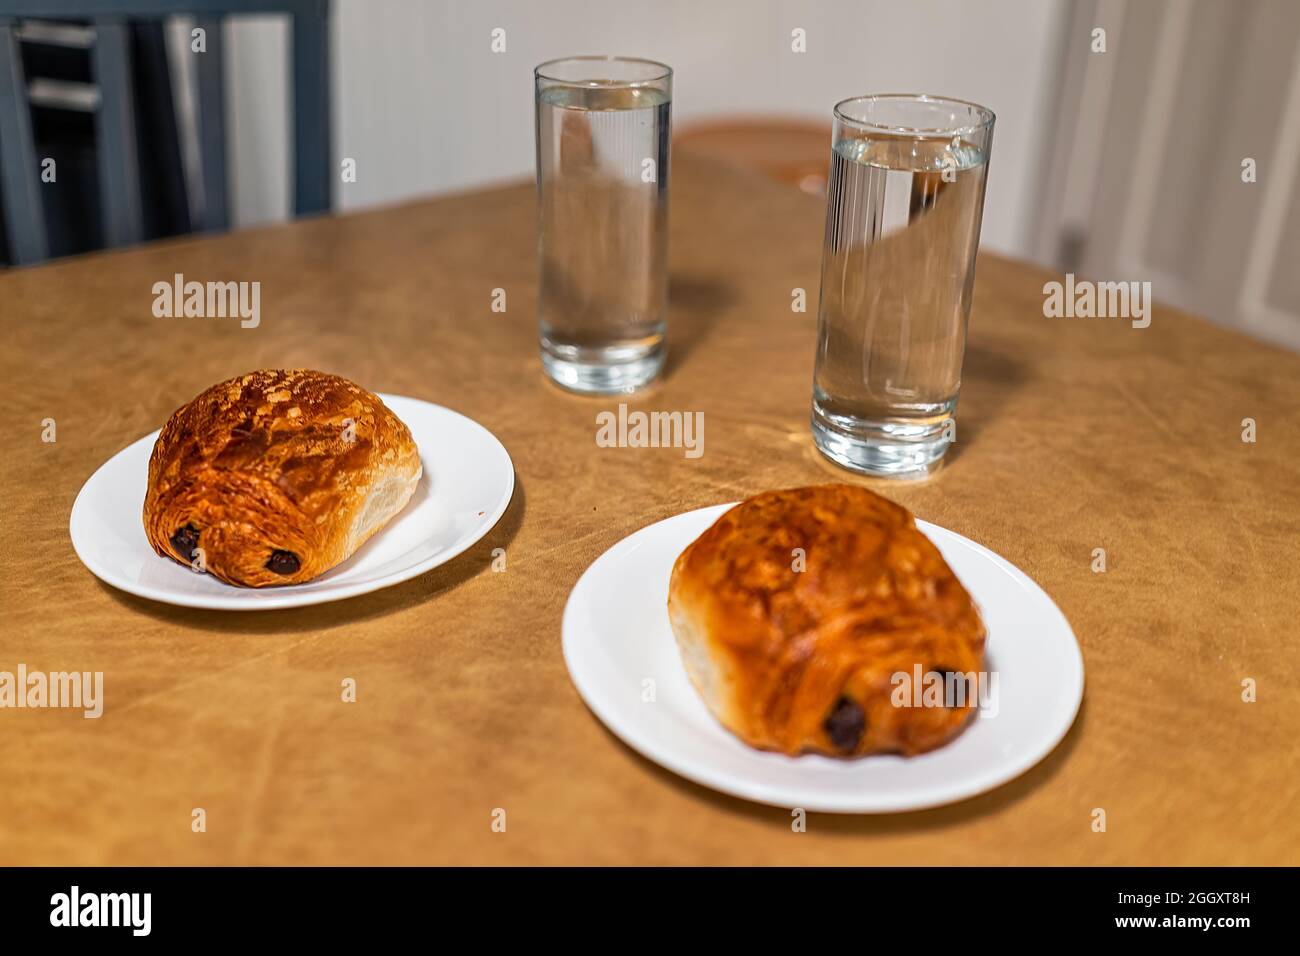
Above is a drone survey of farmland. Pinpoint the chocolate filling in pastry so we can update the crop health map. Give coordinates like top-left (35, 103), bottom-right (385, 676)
top-left (266, 550), bottom-right (301, 575)
top-left (823, 695), bottom-right (866, 753)
top-left (170, 524), bottom-right (200, 560)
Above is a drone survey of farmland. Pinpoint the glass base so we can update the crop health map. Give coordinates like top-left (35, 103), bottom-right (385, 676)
top-left (541, 338), bottom-right (665, 395)
top-left (811, 407), bottom-right (954, 479)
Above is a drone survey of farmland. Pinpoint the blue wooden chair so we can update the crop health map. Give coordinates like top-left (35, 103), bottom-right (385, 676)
top-left (0, 0), bottom-right (330, 265)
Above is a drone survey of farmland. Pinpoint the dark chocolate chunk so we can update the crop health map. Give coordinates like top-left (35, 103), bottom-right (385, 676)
top-left (823, 695), bottom-right (866, 753)
top-left (170, 524), bottom-right (200, 560)
top-left (266, 550), bottom-right (300, 575)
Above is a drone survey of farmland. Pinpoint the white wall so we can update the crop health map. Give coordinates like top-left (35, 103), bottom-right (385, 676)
top-left (224, 0), bottom-right (1070, 259)
top-left (227, 15), bottom-right (289, 227)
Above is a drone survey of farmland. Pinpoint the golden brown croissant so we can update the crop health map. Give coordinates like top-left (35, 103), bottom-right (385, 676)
top-left (143, 369), bottom-right (421, 587)
top-left (668, 485), bottom-right (986, 757)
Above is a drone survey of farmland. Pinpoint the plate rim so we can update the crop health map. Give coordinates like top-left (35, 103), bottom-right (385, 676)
top-left (562, 501), bottom-right (1085, 814)
top-left (68, 393), bottom-right (515, 612)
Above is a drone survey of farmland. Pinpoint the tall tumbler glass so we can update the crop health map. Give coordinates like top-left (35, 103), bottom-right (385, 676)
top-left (811, 94), bottom-right (995, 478)
top-left (534, 57), bottom-right (672, 394)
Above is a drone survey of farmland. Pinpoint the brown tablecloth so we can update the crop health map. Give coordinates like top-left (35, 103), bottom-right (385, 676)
top-left (2, 157), bottom-right (1296, 864)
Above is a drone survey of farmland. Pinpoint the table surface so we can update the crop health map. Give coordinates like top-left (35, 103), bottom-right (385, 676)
top-left (2, 157), bottom-right (1297, 866)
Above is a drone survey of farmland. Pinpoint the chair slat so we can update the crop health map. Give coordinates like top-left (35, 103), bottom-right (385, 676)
top-left (195, 13), bottom-right (228, 231)
top-left (0, 18), bottom-right (49, 264)
top-left (91, 15), bottom-right (144, 247)
top-left (291, 0), bottom-right (330, 216)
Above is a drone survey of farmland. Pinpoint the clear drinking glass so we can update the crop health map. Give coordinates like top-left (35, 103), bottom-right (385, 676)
top-left (534, 56), bottom-right (672, 394)
top-left (811, 94), bottom-right (995, 477)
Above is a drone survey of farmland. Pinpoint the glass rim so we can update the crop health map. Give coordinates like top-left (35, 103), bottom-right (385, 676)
top-left (833, 93), bottom-right (995, 137)
top-left (535, 55), bottom-right (673, 88)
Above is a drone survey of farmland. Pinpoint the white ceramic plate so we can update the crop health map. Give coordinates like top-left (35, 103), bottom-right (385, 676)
top-left (69, 395), bottom-right (514, 611)
top-left (562, 503), bottom-right (1084, 813)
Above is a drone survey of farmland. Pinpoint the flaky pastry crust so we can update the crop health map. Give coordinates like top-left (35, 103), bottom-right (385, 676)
top-left (668, 485), bottom-right (986, 757)
top-left (143, 369), bottom-right (421, 587)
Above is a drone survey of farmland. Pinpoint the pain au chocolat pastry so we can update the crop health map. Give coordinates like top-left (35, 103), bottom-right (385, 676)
top-left (144, 369), bottom-right (421, 587)
top-left (668, 485), bottom-right (985, 757)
